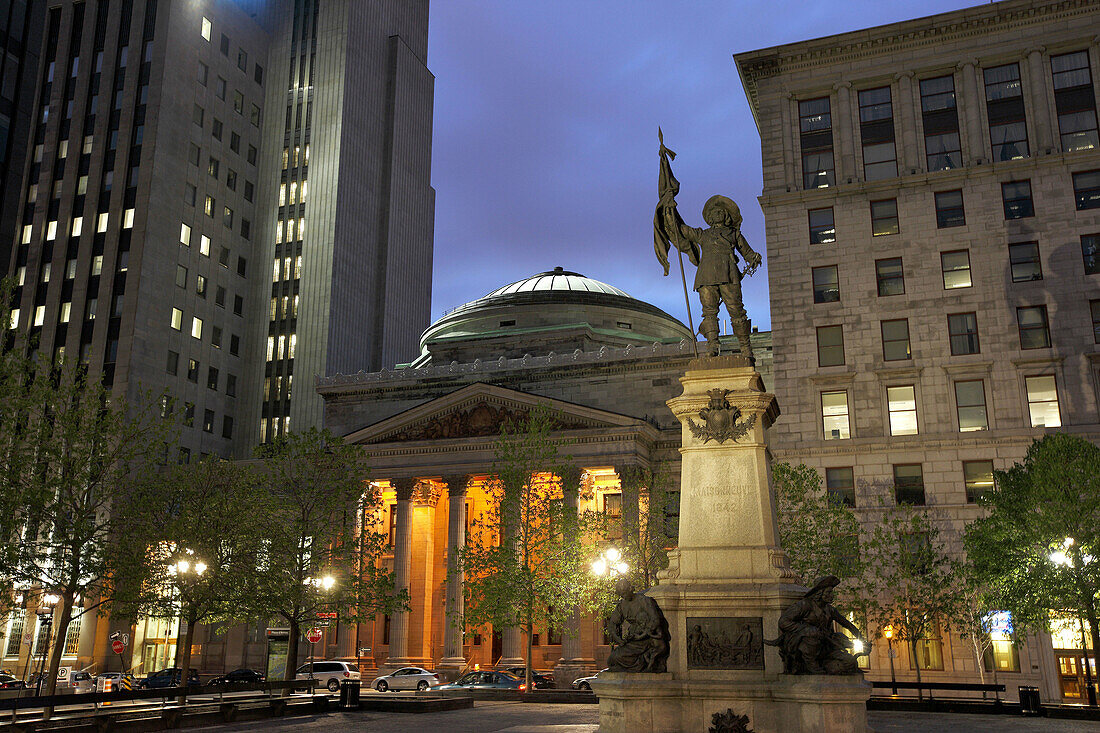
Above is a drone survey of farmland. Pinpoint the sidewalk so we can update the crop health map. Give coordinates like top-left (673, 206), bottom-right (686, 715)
top-left (189, 701), bottom-right (1100, 732)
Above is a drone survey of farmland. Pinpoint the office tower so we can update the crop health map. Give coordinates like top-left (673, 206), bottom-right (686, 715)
top-left (736, 0), bottom-right (1100, 702)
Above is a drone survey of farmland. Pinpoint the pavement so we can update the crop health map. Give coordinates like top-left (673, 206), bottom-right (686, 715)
top-left (188, 701), bottom-right (1100, 732)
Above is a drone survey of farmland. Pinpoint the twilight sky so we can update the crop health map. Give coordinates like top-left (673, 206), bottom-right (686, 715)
top-left (426, 0), bottom-right (978, 333)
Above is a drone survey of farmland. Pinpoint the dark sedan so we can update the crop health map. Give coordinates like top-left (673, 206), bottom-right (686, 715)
top-left (502, 667), bottom-right (555, 689)
top-left (435, 670), bottom-right (526, 691)
top-left (138, 668), bottom-right (201, 690)
top-left (208, 668), bottom-right (265, 686)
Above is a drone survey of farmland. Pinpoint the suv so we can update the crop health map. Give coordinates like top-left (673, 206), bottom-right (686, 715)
top-left (139, 668), bottom-right (201, 690)
top-left (294, 661), bottom-right (360, 693)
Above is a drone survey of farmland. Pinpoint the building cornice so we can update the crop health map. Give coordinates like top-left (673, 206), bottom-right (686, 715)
top-left (736, 0), bottom-right (1096, 118)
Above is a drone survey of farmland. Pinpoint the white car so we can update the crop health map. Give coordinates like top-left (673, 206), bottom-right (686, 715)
top-left (68, 671), bottom-right (95, 693)
top-left (370, 666), bottom-right (439, 692)
top-left (294, 661), bottom-right (361, 692)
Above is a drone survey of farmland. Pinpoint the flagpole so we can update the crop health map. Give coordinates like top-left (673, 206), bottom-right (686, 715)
top-left (675, 234), bottom-right (699, 358)
top-left (658, 127), bottom-right (699, 358)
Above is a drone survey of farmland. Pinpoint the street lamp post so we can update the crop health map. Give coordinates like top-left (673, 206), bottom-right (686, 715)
top-left (34, 594), bottom-right (60, 696)
top-left (1050, 537), bottom-right (1098, 708)
top-left (170, 555), bottom-right (206, 703)
top-left (591, 547), bottom-right (629, 579)
top-left (882, 626), bottom-right (898, 696)
top-left (303, 575), bottom-right (336, 685)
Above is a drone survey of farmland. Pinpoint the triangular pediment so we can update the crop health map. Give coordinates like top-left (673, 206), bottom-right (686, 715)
top-left (343, 382), bottom-right (645, 446)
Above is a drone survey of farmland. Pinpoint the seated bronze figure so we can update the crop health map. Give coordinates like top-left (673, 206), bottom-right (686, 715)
top-left (606, 578), bottom-right (671, 673)
top-left (766, 575), bottom-right (868, 675)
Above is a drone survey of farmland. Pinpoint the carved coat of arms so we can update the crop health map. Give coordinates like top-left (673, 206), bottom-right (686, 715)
top-left (709, 709), bottom-right (755, 733)
top-left (687, 389), bottom-right (756, 444)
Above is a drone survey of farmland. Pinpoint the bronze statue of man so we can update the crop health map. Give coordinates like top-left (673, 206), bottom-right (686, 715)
top-left (654, 131), bottom-right (762, 360)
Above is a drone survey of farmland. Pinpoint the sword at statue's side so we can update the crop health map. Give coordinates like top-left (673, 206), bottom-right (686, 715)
top-left (653, 127), bottom-right (699, 357)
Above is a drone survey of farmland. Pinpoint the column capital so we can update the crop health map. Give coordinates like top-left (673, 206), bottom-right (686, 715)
top-left (1026, 46), bottom-right (1046, 58)
top-left (956, 58), bottom-right (978, 71)
top-left (893, 70), bottom-right (914, 82)
top-left (442, 475), bottom-right (471, 497)
top-left (392, 478), bottom-right (418, 501)
top-left (832, 81), bottom-right (851, 92)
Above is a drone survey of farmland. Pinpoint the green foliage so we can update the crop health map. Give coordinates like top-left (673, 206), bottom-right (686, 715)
top-left (458, 404), bottom-right (604, 684)
top-left (246, 427), bottom-right (406, 680)
top-left (613, 464), bottom-right (676, 590)
top-left (965, 433), bottom-right (1100, 676)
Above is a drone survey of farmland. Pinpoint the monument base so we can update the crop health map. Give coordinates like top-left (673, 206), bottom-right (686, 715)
top-left (591, 673), bottom-right (870, 733)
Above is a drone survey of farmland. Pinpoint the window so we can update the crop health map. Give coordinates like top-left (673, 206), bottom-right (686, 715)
top-left (63, 616), bottom-right (81, 655)
top-left (219, 247), bottom-right (230, 268)
top-left (216, 286), bottom-right (226, 307)
top-left (230, 334), bottom-right (240, 356)
top-left (196, 275), bottom-right (207, 297)
top-left (1051, 51), bottom-right (1098, 152)
top-left (226, 169), bottom-right (237, 190)
top-left (858, 86), bottom-right (897, 180)
top-left (870, 199), bottom-right (898, 236)
top-left (808, 208), bottom-right (835, 244)
top-left (875, 257), bottom-right (904, 296)
top-left (250, 104), bottom-right (261, 127)
top-left (893, 464), bottom-right (925, 505)
top-left (166, 350), bottom-right (179, 375)
top-left (1009, 242), bottom-right (1042, 282)
top-left (189, 144), bottom-right (200, 166)
top-left (812, 265), bottom-right (839, 303)
top-left (212, 326), bottom-right (223, 349)
top-left (193, 104), bottom-right (204, 127)
top-left (248, 145), bottom-right (258, 165)
top-left (938, 251), bottom-right (972, 290)
top-left (1016, 305), bottom-right (1051, 349)
top-left (984, 63), bottom-right (1029, 161)
top-left (825, 467), bottom-right (855, 507)
top-left (1092, 300), bottom-right (1100, 343)
top-left (799, 97), bottom-right (834, 188)
top-left (1073, 170), bottom-right (1100, 210)
top-left (201, 17), bottom-right (212, 41)
top-left (175, 265), bottom-right (187, 288)
top-left (947, 313), bottom-right (980, 355)
top-left (233, 90), bottom-right (244, 114)
top-left (1002, 180), bottom-right (1034, 219)
top-left (185, 183), bottom-right (196, 206)
top-left (920, 75), bottom-right (962, 171)
top-left (187, 359), bottom-right (199, 383)
top-left (1082, 234), bottom-right (1100, 275)
top-left (208, 157), bottom-right (219, 178)
top-left (887, 385), bottom-right (918, 436)
top-left (198, 61), bottom-right (208, 86)
top-left (220, 34), bottom-right (230, 56)
top-left (222, 416), bottom-right (233, 439)
top-left (964, 460), bottom-right (994, 504)
top-left (216, 77), bottom-right (226, 100)
top-left (200, 235), bottom-right (210, 256)
top-left (910, 624), bottom-right (944, 670)
top-left (227, 373), bottom-right (237, 396)
top-left (816, 325), bottom-right (844, 367)
top-left (203, 409), bottom-right (214, 433)
top-left (234, 295), bottom-right (244, 316)
top-left (955, 380), bottom-right (988, 432)
top-left (170, 308), bottom-right (183, 330)
top-left (255, 64), bottom-right (264, 85)
top-left (207, 366), bottom-right (219, 390)
top-left (934, 190), bottom-right (965, 228)
top-left (821, 391), bottom-right (850, 440)
top-left (6, 609), bottom-right (26, 656)
top-left (881, 319), bottom-right (911, 362)
top-left (205, 195), bottom-right (215, 217)
top-left (191, 317), bottom-right (203, 339)
top-left (223, 206), bottom-right (233, 228)
top-left (1025, 375), bottom-right (1061, 428)
top-left (237, 49), bottom-right (248, 71)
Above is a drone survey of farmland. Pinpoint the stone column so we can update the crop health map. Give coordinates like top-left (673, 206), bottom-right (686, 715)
top-left (957, 60), bottom-right (986, 164)
top-left (385, 478), bottom-right (417, 668)
top-left (555, 465), bottom-right (595, 681)
top-left (1026, 47), bottom-right (1054, 154)
top-left (438, 475), bottom-right (469, 678)
top-left (894, 72), bottom-right (919, 174)
top-left (832, 82), bottom-right (856, 184)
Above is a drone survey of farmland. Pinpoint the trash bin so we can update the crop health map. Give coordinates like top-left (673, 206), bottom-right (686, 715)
top-left (1018, 685), bottom-right (1042, 716)
top-left (339, 679), bottom-right (360, 709)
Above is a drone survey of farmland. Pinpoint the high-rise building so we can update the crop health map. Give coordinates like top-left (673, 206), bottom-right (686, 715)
top-left (4, 0), bottom-right (433, 466)
top-left (0, 0), bottom-right (47, 273)
top-left (737, 0), bottom-right (1100, 702)
top-left (0, 0), bottom-right (433, 675)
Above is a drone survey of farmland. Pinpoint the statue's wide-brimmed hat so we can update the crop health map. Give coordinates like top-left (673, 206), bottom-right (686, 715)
top-left (804, 575), bottom-right (841, 597)
top-left (703, 195), bottom-right (742, 227)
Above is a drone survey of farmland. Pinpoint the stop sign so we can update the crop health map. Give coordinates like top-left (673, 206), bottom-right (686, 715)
top-left (306, 628), bottom-right (323, 644)
top-left (111, 640), bottom-right (125, 654)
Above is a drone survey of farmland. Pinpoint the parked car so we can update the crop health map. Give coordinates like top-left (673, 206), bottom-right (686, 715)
top-left (369, 666), bottom-right (439, 692)
top-left (502, 667), bottom-right (555, 689)
top-left (138, 668), bottom-right (201, 690)
top-left (435, 670), bottom-right (526, 691)
top-left (572, 669), bottom-right (607, 690)
top-left (68, 671), bottom-right (95, 693)
top-left (293, 661), bottom-right (360, 693)
top-left (208, 668), bottom-right (265, 686)
top-left (0, 673), bottom-right (25, 690)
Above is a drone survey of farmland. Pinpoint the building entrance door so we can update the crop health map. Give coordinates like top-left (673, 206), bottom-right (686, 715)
top-left (1057, 653), bottom-right (1098, 701)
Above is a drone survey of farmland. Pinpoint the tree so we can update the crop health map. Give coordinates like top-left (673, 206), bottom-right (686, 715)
top-left (863, 503), bottom-right (964, 699)
top-left (953, 567), bottom-right (1003, 698)
top-left (112, 457), bottom-right (266, 700)
top-left (614, 464), bottom-right (676, 590)
top-left (965, 433), bottom-right (1100, 700)
top-left (6, 358), bottom-right (168, 698)
top-left (248, 427), bottom-right (405, 684)
top-left (457, 404), bottom-right (602, 692)
top-left (772, 463), bottom-right (869, 616)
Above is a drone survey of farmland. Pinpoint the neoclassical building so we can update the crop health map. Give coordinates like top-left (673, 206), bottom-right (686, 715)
top-left (316, 268), bottom-right (773, 676)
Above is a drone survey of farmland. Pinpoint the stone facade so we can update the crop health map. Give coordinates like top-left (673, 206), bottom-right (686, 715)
top-left (736, 0), bottom-right (1100, 704)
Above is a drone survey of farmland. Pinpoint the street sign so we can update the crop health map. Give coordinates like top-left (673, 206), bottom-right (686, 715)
top-left (358, 647), bottom-right (371, 656)
top-left (306, 628), bottom-right (323, 644)
top-left (112, 640), bottom-right (125, 654)
top-left (57, 667), bottom-right (70, 683)
top-left (315, 619), bottom-right (331, 628)
top-left (316, 612), bottom-right (336, 619)
top-left (110, 631), bottom-right (120, 641)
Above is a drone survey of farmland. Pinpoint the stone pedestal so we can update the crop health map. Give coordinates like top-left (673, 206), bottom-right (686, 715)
top-left (593, 357), bottom-right (870, 733)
